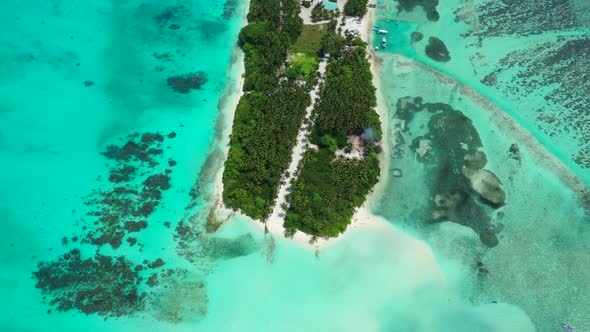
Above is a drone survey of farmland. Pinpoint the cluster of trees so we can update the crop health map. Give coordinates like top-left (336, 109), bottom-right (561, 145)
top-left (315, 34), bottom-right (380, 145)
top-left (284, 148), bottom-right (380, 237)
top-left (247, 0), bottom-right (302, 42)
top-left (223, 0), bottom-right (311, 219)
top-left (343, 0), bottom-right (369, 17)
top-left (284, 32), bottom-right (381, 237)
top-left (311, 3), bottom-right (339, 23)
top-left (238, 0), bottom-right (303, 92)
top-left (286, 53), bottom-right (319, 80)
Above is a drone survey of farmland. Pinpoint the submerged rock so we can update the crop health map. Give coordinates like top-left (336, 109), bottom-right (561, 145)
top-left (415, 138), bottom-right (432, 160)
top-left (411, 31), bottom-right (424, 43)
top-left (431, 192), bottom-right (463, 221)
top-left (509, 143), bottom-right (521, 162)
top-left (397, 0), bottom-right (440, 21)
top-left (167, 72), bottom-right (208, 93)
top-left (396, 96), bottom-right (506, 247)
top-left (463, 167), bottom-right (506, 206)
top-left (479, 229), bottom-right (499, 247)
top-left (464, 150), bottom-right (487, 169)
top-left (481, 73), bottom-right (497, 86)
top-left (425, 37), bottom-right (451, 62)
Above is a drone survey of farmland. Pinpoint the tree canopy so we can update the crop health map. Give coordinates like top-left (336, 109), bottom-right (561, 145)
top-left (223, 0), bottom-right (311, 220)
top-left (284, 32), bottom-right (381, 237)
top-left (343, 0), bottom-right (368, 17)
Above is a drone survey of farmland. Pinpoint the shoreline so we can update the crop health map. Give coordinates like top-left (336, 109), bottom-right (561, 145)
top-left (209, 3), bottom-right (395, 251)
top-left (206, 2), bottom-right (248, 225)
top-left (365, 6), bottom-right (391, 215)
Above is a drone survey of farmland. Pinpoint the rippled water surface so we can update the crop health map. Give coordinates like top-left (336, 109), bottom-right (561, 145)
top-left (1, 0), bottom-right (588, 331)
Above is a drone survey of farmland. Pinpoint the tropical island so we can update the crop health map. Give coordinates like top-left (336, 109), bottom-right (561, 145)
top-left (221, 0), bottom-right (381, 241)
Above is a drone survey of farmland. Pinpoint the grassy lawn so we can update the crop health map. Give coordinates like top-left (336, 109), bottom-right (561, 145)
top-left (287, 53), bottom-right (319, 78)
top-left (291, 24), bottom-right (330, 54)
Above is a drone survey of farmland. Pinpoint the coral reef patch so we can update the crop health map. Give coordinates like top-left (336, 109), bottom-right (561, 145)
top-left (396, 0), bottom-right (440, 21)
top-left (34, 250), bottom-right (145, 317)
top-left (425, 37), bottom-right (450, 62)
top-left (395, 97), bottom-right (505, 246)
top-left (84, 132), bottom-right (173, 249)
top-left (454, 0), bottom-right (590, 170)
top-left (29, 130), bottom-right (214, 319)
top-left (167, 72), bottom-right (208, 93)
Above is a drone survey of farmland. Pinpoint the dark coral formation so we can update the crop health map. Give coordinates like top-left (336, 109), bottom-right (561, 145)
top-left (456, 0), bottom-right (581, 37)
top-left (84, 132), bottom-right (172, 249)
top-left (148, 258), bottom-right (165, 269)
top-left (397, 0), bottom-right (440, 21)
top-left (222, 0), bottom-right (238, 19)
top-left (396, 97), bottom-right (505, 247)
top-left (108, 165), bottom-right (137, 183)
top-left (143, 174), bottom-right (171, 190)
top-left (425, 37), bottom-right (450, 62)
top-left (508, 143), bottom-right (521, 163)
top-left (34, 250), bottom-right (145, 317)
top-left (153, 5), bottom-right (189, 26)
top-left (174, 220), bottom-right (200, 262)
top-left (33, 248), bottom-right (206, 319)
top-left (124, 220), bottom-right (148, 232)
top-left (455, 1), bottom-right (590, 170)
top-left (480, 38), bottom-right (590, 168)
top-left (102, 133), bottom-right (164, 167)
top-left (167, 72), bottom-right (208, 93)
top-left (410, 31), bottom-right (424, 43)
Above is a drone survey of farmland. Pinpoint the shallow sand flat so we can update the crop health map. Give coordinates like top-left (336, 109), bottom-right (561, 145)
top-left (375, 52), bottom-right (590, 331)
top-left (197, 213), bottom-right (535, 332)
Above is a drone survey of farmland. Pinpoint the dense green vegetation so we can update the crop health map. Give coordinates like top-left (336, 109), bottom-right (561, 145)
top-left (223, 0), bottom-right (311, 219)
top-left (239, 0), bottom-right (303, 92)
top-left (314, 36), bottom-right (380, 144)
top-left (286, 53), bottom-right (319, 80)
top-left (285, 148), bottom-right (380, 237)
top-left (343, 0), bottom-right (369, 17)
top-left (284, 32), bottom-right (381, 238)
top-left (311, 3), bottom-right (339, 23)
top-left (225, 0), bottom-right (380, 234)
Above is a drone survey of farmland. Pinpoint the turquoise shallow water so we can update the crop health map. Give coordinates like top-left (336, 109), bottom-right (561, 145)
top-left (373, 0), bottom-right (590, 185)
top-left (1, 0), bottom-right (588, 331)
top-left (0, 0), bottom-right (249, 330)
top-left (372, 1), bottom-right (590, 331)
